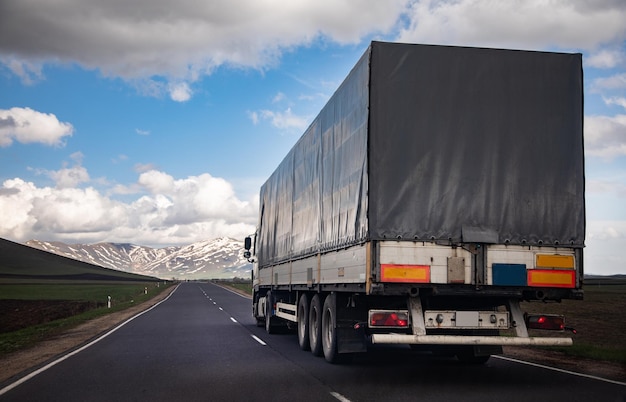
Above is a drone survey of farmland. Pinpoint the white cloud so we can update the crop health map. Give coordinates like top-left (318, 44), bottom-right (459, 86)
top-left (134, 163), bottom-right (158, 173)
top-left (585, 114), bottom-right (626, 159)
top-left (272, 92), bottom-right (286, 103)
top-left (588, 221), bottom-right (624, 241)
top-left (604, 97), bottom-right (626, 110)
top-left (1, 58), bottom-right (43, 85)
top-left (48, 165), bottom-right (90, 189)
top-left (0, 178), bottom-right (126, 239)
top-left (587, 48), bottom-right (626, 69)
top-left (248, 111), bottom-right (259, 125)
top-left (138, 170), bottom-right (176, 194)
top-left (0, 107), bottom-right (73, 147)
top-left (0, 0), bottom-right (406, 95)
top-left (587, 178), bottom-right (626, 198)
top-left (586, 220), bottom-right (626, 275)
top-left (69, 151), bottom-right (84, 164)
top-left (397, 0), bottom-right (626, 51)
top-left (27, 153), bottom-right (90, 189)
top-left (169, 82), bottom-right (192, 102)
top-left (592, 73), bottom-right (626, 93)
top-left (0, 169), bottom-right (258, 246)
top-left (259, 108), bottom-right (309, 131)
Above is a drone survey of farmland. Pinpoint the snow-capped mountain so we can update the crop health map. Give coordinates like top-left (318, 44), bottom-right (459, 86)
top-left (25, 237), bottom-right (251, 280)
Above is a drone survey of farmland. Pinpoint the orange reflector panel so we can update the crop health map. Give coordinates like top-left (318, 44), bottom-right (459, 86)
top-left (536, 254), bottom-right (575, 269)
top-left (381, 264), bottom-right (430, 283)
top-left (527, 269), bottom-right (575, 288)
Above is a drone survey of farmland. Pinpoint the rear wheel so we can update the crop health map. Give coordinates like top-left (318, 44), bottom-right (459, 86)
top-left (309, 294), bottom-right (323, 356)
top-left (297, 293), bottom-right (310, 351)
top-left (265, 291), bottom-right (277, 334)
top-left (321, 293), bottom-right (340, 363)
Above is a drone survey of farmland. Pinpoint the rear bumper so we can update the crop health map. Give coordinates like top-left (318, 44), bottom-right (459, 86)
top-left (371, 334), bottom-right (573, 346)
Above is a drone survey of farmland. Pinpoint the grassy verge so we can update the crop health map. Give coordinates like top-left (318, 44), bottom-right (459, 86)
top-left (542, 344), bottom-right (626, 365)
top-left (0, 281), bottom-right (173, 357)
top-left (212, 279), bottom-right (252, 296)
top-left (521, 281), bottom-right (626, 365)
top-left (223, 282), bottom-right (252, 295)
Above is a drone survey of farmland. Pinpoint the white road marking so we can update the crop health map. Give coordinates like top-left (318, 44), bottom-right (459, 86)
top-left (219, 307), bottom-right (223, 311)
top-left (494, 355), bottom-right (626, 386)
top-left (251, 335), bottom-right (267, 346)
top-left (230, 317), bottom-right (237, 323)
top-left (330, 391), bottom-right (352, 402)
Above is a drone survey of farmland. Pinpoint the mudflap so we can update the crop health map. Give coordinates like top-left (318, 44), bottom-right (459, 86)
top-left (337, 325), bottom-right (367, 353)
top-left (336, 293), bottom-right (368, 354)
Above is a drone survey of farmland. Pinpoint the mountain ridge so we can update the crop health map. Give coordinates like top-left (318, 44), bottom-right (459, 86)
top-left (25, 237), bottom-right (251, 280)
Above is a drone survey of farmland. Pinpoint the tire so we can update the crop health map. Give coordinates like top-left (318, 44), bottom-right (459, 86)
top-left (309, 294), bottom-right (323, 356)
top-left (253, 294), bottom-right (264, 327)
top-left (265, 291), bottom-right (276, 334)
top-left (297, 293), bottom-right (310, 351)
top-left (322, 293), bottom-right (340, 363)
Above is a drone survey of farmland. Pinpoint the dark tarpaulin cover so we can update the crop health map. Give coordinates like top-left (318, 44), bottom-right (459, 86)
top-left (257, 50), bottom-right (369, 265)
top-left (257, 41), bottom-right (584, 266)
top-left (368, 42), bottom-right (584, 246)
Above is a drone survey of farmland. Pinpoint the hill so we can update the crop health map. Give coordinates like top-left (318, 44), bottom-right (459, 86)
top-left (0, 238), bottom-right (159, 282)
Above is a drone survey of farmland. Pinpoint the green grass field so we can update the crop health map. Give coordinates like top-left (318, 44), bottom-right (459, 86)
top-left (0, 281), bottom-right (173, 356)
top-left (0, 282), bottom-right (163, 302)
top-left (522, 279), bottom-right (626, 364)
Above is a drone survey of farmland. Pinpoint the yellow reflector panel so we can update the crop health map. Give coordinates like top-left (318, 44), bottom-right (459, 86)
top-left (536, 254), bottom-right (575, 269)
top-left (381, 264), bottom-right (430, 283)
top-left (527, 269), bottom-right (575, 288)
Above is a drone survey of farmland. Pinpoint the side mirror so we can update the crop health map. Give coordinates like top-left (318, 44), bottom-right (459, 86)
top-left (244, 236), bottom-right (252, 250)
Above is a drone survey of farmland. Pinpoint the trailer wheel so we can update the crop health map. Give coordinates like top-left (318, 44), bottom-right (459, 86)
top-left (322, 293), bottom-right (340, 363)
top-left (297, 293), bottom-right (310, 351)
top-left (309, 294), bottom-right (323, 356)
top-left (265, 291), bottom-right (277, 334)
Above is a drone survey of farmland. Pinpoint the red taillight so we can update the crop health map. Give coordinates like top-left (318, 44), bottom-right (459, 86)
top-left (369, 311), bottom-right (409, 328)
top-left (526, 314), bottom-right (565, 331)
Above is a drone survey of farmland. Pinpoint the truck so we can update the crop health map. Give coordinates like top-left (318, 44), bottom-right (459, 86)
top-left (244, 41), bottom-right (584, 364)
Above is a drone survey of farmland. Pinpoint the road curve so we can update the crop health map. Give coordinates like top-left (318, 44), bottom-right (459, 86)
top-left (2, 282), bottom-right (624, 402)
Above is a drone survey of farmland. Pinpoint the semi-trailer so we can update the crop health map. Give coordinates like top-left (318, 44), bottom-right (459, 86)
top-left (244, 41), bottom-right (584, 363)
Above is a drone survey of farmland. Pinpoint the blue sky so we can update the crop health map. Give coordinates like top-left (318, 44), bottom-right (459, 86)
top-left (1, 1), bottom-right (625, 275)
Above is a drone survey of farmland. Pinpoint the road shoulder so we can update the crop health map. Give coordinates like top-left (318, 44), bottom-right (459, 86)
top-left (502, 346), bottom-right (625, 383)
top-left (0, 284), bottom-right (177, 386)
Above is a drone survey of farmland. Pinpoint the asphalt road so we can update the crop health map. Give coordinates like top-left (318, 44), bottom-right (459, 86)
top-left (2, 282), bottom-right (624, 401)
